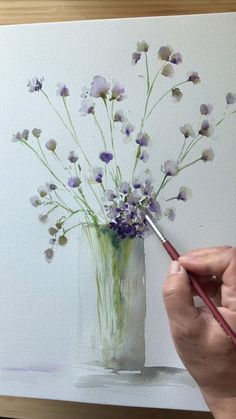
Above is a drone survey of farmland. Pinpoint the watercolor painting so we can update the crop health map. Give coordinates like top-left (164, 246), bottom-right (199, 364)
top-left (12, 41), bottom-right (235, 373)
top-left (0, 13), bottom-right (236, 411)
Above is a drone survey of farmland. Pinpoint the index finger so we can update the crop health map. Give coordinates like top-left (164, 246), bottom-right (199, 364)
top-left (179, 247), bottom-right (236, 286)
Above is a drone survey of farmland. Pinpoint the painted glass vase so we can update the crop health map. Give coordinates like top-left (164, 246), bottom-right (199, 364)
top-left (76, 225), bottom-right (146, 372)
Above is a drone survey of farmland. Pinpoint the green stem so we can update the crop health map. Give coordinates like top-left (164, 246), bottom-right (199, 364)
top-left (37, 138), bottom-right (48, 164)
top-left (177, 137), bottom-right (186, 162)
top-left (180, 134), bottom-right (202, 162)
top-left (154, 174), bottom-right (168, 199)
top-left (45, 204), bottom-right (58, 215)
top-left (145, 52), bottom-right (150, 94)
top-left (146, 80), bottom-right (188, 120)
top-left (64, 222), bottom-right (82, 234)
top-left (44, 197), bottom-right (73, 213)
top-left (178, 157), bottom-right (202, 172)
top-left (21, 140), bottom-right (70, 192)
top-left (93, 113), bottom-right (107, 150)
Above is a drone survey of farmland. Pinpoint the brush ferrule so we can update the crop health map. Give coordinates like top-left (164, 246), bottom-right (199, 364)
top-left (145, 214), bottom-right (166, 243)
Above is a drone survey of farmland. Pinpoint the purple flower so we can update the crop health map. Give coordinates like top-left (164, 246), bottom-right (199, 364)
top-left (199, 120), bottom-right (213, 137)
top-left (201, 148), bottom-right (214, 162)
top-left (170, 53), bottom-right (182, 65)
top-left (56, 83), bottom-right (69, 97)
top-left (27, 76), bottom-right (44, 92)
top-left (37, 184), bottom-right (50, 197)
top-left (120, 182), bottom-right (130, 194)
top-left (226, 92), bottom-right (236, 105)
top-left (32, 128), bottom-right (41, 138)
top-left (200, 104), bottom-right (213, 115)
top-left (132, 52), bottom-right (141, 64)
top-left (136, 132), bottom-right (150, 147)
top-left (12, 131), bottom-right (22, 143)
top-left (90, 76), bottom-right (110, 99)
top-left (164, 207), bottom-right (176, 221)
top-left (58, 236), bottom-right (68, 246)
top-left (68, 151), bottom-right (78, 163)
top-left (30, 196), bottom-right (41, 207)
top-left (177, 186), bottom-right (192, 201)
top-left (121, 122), bottom-right (135, 138)
top-left (132, 178), bottom-right (142, 189)
top-left (113, 109), bottom-right (125, 123)
top-left (149, 200), bottom-right (161, 215)
top-left (46, 183), bottom-right (57, 191)
top-left (99, 151), bottom-right (113, 164)
top-left (137, 41), bottom-right (149, 52)
top-left (158, 46), bottom-right (173, 61)
top-left (180, 124), bottom-right (196, 139)
top-left (68, 176), bottom-right (81, 188)
top-left (45, 139), bottom-right (57, 151)
top-left (39, 214), bottom-right (48, 224)
top-left (161, 63), bottom-right (174, 78)
top-left (12, 129), bottom-right (29, 143)
top-left (140, 150), bottom-right (149, 162)
top-left (107, 189), bottom-right (116, 201)
top-left (79, 99), bottom-right (94, 116)
top-left (188, 72), bottom-right (201, 84)
top-left (44, 248), bottom-right (54, 263)
top-left (22, 129), bottom-right (29, 140)
top-left (111, 82), bottom-right (125, 101)
top-left (163, 160), bottom-right (179, 176)
top-left (172, 88), bottom-right (183, 103)
top-left (80, 87), bottom-right (89, 98)
top-left (93, 167), bottom-right (103, 183)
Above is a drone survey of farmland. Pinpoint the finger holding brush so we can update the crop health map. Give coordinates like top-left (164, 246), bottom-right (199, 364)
top-left (163, 247), bottom-right (236, 419)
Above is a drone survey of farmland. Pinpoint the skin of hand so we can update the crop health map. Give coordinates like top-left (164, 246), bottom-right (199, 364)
top-left (163, 246), bottom-right (236, 419)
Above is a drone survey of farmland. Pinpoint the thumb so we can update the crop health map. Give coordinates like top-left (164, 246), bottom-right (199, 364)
top-left (163, 261), bottom-right (199, 326)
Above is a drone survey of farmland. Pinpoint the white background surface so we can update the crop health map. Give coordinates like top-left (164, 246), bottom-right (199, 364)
top-left (0, 12), bottom-right (236, 410)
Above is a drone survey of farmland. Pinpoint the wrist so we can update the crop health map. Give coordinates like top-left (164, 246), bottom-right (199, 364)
top-left (201, 392), bottom-right (236, 419)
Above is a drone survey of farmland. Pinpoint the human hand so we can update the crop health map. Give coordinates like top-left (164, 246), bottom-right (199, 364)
top-left (163, 246), bottom-right (236, 419)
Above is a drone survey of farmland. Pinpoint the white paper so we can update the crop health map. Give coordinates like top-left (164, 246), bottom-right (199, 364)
top-left (0, 12), bottom-right (236, 410)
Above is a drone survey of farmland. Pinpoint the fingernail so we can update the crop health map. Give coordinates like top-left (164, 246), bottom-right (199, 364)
top-left (169, 260), bottom-right (181, 274)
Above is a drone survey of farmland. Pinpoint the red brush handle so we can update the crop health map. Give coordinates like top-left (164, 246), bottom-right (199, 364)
top-left (163, 240), bottom-right (236, 347)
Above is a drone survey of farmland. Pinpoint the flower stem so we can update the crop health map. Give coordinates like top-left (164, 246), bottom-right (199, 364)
top-left (178, 157), bottom-right (202, 172)
top-left (146, 80), bottom-right (188, 120)
top-left (93, 113), bottom-right (107, 150)
top-left (154, 174), bottom-right (168, 199)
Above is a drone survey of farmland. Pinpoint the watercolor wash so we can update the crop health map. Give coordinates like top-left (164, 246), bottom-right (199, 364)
top-left (12, 41), bottom-right (236, 372)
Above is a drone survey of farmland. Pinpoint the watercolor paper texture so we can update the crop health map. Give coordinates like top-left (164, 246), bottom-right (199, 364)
top-left (0, 12), bottom-right (236, 411)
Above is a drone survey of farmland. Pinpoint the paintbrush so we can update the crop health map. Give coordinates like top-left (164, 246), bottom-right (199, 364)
top-left (143, 210), bottom-right (236, 347)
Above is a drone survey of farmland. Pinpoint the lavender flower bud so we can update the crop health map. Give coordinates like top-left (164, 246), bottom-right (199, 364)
top-left (68, 151), bottom-right (78, 163)
top-left (45, 139), bottom-right (57, 151)
top-left (158, 46), bottom-right (173, 61)
top-left (201, 148), bottom-right (214, 162)
top-left (30, 196), bottom-right (41, 207)
top-left (32, 128), bottom-right (41, 138)
top-left (200, 104), bottom-right (213, 115)
top-left (188, 72), bottom-right (201, 84)
top-left (137, 41), bottom-right (149, 52)
top-left (226, 92), bottom-right (236, 105)
top-left (132, 52), bottom-right (141, 64)
top-left (161, 63), bottom-right (174, 78)
top-left (90, 76), bottom-right (110, 99)
top-left (56, 83), bottom-right (69, 97)
top-left (163, 160), bottom-right (179, 176)
top-left (99, 151), bottom-right (113, 164)
top-left (44, 248), bottom-right (54, 263)
top-left (58, 235), bottom-right (68, 246)
top-left (172, 88), bottom-right (183, 103)
top-left (68, 176), bottom-right (81, 188)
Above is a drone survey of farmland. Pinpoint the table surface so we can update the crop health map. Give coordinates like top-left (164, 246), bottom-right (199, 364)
top-left (0, 1), bottom-right (235, 418)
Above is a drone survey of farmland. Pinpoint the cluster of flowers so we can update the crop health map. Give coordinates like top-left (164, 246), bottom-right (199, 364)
top-left (13, 41), bottom-right (236, 262)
